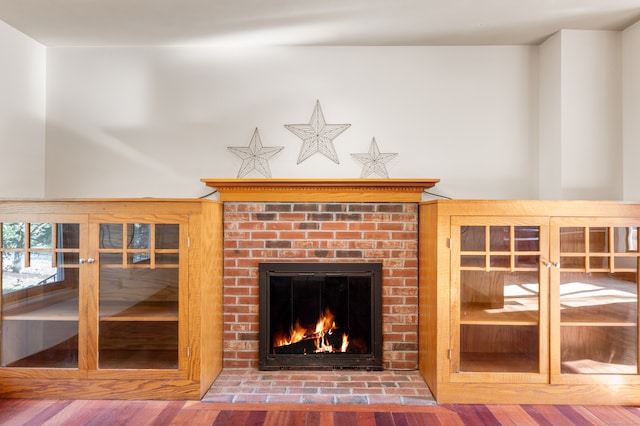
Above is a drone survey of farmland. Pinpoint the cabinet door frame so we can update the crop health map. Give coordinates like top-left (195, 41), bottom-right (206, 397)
top-left (550, 217), bottom-right (640, 385)
top-left (85, 213), bottom-right (190, 380)
top-left (0, 213), bottom-right (89, 379)
top-left (449, 215), bottom-right (549, 384)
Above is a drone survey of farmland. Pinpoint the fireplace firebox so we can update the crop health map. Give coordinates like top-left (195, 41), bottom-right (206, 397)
top-left (258, 262), bottom-right (383, 370)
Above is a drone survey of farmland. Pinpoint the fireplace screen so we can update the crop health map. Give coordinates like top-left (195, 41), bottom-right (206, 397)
top-left (258, 262), bottom-right (383, 370)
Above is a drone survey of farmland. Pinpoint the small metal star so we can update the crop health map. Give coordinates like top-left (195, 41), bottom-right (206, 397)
top-left (285, 101), bottom-right (351, 164)
top-left (227, 128), bottom-right (284, 178)
top-left (351, 138), bottom-right (398, 178)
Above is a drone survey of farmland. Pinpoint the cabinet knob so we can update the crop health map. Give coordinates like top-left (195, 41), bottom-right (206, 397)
top-left (79, 258), bottom-right (85, 264)
top-left (79, 258), bottom-right (95, 265)
top-left (87, 258), bottom-right (95, 264)
top-left (541, 259), bottom-right (560, 268)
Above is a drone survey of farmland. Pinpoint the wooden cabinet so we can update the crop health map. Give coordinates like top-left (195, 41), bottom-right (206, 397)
top-left (419, 200), bottom-right (640, 405)
top-left (0, 199), bottom-right (223, 400)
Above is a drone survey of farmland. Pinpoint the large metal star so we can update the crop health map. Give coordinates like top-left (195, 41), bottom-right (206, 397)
top-left (285, 101), bottom-right (351, 164)
top-left (227, 128), bottom-right (284, 178)
top-left (351, 138), bottom-right (398, 178)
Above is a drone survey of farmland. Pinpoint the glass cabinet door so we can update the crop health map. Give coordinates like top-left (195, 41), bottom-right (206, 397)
top-left (450, 216), bottom-right (549, 382)
top-left (551, 219), bottom-right (639, 381)
top-left (96, 221), bottom-right (183, 370)
top-left (1, 220), bottom-right (82, 368)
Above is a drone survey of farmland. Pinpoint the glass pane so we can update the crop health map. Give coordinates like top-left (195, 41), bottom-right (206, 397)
top-left (515, 227), bottom-right (539, 251)
top-left (615, 256), bottom-right (637, 270)
top-left (560, 227), bottom-right (585, 253)
top-left (589, 257), bottom-right (609, 270)
top-left (156, 224), bottom-right (179, 249)
top-left (63, 252), bottom-right (80, 265)
top-left (156, 253), bottom-right (179, 265)
top-left (560, 256), bottom-right (584, 269)
top-left (60, 224), bottom-right (80, 249)
top-left (100, 253), bottom-right (122, 266)
top-left (515, 255), bottom-right (538, 268)
top-left (99, 241), bottom-right (179, 370)
top-left (461, 255), bottom-right (484, 268)
top-left (30, 223), bottom-right (52, 248)
top-left (2, 223), bottom-right (25, 248)
top-left (2, 222), bottom-right (80, 368)
top-left (461, 226), bottom-right (485, 251)
top-left (489, 226), bottom-right (510, 251)
top-left (459, 270), bottom-right (540, 373)
top-left (615, 227), bottom-right (638, 253)
top-left (589, 227), bottom-right (609, 253)
top-left (128, 252), bottom-right (150, 265)
top-left (490, 255), bottom-right (510, 269)
top-left (100, 224), bottom-right (123, 249)
top-left (127, 224), bottom-right (150, 249)
top-left (559, 271), bottom-right (638, 374)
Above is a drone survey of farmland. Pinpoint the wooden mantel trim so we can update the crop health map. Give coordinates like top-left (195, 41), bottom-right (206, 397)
top-left (201, 178), bottom-right (439, 202)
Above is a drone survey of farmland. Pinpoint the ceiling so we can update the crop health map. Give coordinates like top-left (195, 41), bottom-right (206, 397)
top-left (1, 0), bottom-right (640, 47)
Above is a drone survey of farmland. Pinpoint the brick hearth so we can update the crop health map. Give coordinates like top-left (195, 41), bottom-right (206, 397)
top-left (222, 201), bottom-right (419, 370)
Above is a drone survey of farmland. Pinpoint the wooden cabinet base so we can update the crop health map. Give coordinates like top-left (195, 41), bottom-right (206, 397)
top-left (433, 382), bottom-right (640, 405)
top-left (0, 377), bottom-right (205, 400)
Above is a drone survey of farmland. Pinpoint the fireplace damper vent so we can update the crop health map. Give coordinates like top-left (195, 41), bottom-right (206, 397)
top-left (258, 262), bottom-right (383, 370)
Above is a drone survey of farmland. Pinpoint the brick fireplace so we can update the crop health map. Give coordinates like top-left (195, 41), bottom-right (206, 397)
top-left (201, 178), bottom-right (439, 371)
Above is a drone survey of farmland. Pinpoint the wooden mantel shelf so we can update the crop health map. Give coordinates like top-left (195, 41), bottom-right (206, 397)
top-left (201, 178), bottom-right (439, 202)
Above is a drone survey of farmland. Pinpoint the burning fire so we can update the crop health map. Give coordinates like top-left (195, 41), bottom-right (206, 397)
top-left (273, 307), bottom-right (349, 353)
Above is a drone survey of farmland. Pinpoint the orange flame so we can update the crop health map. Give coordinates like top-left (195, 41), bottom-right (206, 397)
top-left (273, 307), bottom-right (349, 353)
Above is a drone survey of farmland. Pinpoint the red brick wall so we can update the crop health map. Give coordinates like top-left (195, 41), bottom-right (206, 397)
top-left (222, 202), bottom-right (419, 370)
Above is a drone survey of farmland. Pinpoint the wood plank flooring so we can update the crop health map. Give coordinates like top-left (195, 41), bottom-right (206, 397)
top-left (2, 399), bottom-right (640, 425)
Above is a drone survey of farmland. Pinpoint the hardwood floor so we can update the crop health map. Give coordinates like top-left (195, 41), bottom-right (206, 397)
top-left (2, 399), bottom-right (640, 425)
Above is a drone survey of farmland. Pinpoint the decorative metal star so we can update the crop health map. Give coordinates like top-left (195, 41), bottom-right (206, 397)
top-left (227, 128), bottom-right (284, 178)
top-left (351, 138), bottom-right (398, 178)
top-left (285, 101), bottom-right (351, 164)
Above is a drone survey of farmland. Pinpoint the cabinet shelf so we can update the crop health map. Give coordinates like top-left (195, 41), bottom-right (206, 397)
top-left (561, 321), bottom-right (636, 326)
top-left (2, 299), bottom-right (178, 322)
top-left (99, 301), bottom-right (178, 322)
top-left (459, 352), bottom-right (539, 373)
top-left (3, 298), bottom-right (79, 321)
top-left (461, 303), bottom-right (539, 325)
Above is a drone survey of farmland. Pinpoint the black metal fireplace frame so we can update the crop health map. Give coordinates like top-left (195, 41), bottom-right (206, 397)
top-left (258, 262), bottom-right (383, 370)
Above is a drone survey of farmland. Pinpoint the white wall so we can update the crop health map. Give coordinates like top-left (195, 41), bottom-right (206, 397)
top-left (0, 21), bottom-right (46, 197)
top-left (538, 30), bottom-right (623, 200)
top-left (623, 21), bottom-right (640, 202)
top-left (561, 30), bottom-right (622, 200)
top-left (538, 33), bottom-right (562, 200)
top-left (45, 46), bottom-right (536, 199)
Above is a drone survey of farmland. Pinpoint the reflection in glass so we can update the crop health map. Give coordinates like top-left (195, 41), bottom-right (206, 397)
top-left (1, 222), bottom-right (79, 368)
top-left (99, 224), bottom-right (123, 249)
top-left (127, 224), bottom-right (151, 249)
top-left (460, 271), bottom-right (540, 372)
top-left (461, 226), bottom-right (485, 251)
top-left (559, 225), bottom-right (639, 375)
top-left (559, 273), bottom-right (637, 374)
top-left (489, 227), bottom-right (510, 251)
top-left (156, 224), bottom-right (179, 249)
